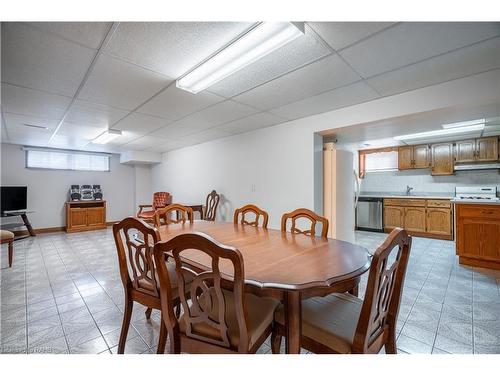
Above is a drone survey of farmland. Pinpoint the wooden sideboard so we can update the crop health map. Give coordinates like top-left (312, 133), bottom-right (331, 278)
top-left (66, 200), bottom-right (106, 233)
top-left (384, 198), bottom-right (453, 240)
top-left (455, 203), bottom-right (500, 270)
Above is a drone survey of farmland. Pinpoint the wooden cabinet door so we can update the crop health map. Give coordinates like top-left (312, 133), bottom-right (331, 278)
top-left (69, 208), bottom-right (87, 228)
top-left (404, 207), bottom-right (426, 232)
top-left (457, 219), bottom-right (500, 260)
top-left (426, 208), bottom-right (451, 236)
top-left (384, 206), bottom-right (404, 230)
top-left (455, 139), bottom-right (476, 163)
top-left (431, 142), bottom-right (454, 175)
top-left (476, 137), bottom-right (499, 161)
top-left (398, 146), bottom-right (413, 170)
top-left (86, 207), bottom-right (105, 227)
top-left (413, 144), bottom-right (430, 169)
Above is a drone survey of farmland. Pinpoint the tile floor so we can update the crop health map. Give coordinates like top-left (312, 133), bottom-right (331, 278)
top-left (1, 229), bottom-right (499, 354)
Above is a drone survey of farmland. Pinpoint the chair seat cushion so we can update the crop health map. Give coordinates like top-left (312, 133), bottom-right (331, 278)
top-left (179, 288), bottom-right (279, 349)
top-left (275, 293), bottom-right (363, 353)
top-left (1, 230), bottom-right (14, 241)
top-left (137, 211), bottom-right (156, 219)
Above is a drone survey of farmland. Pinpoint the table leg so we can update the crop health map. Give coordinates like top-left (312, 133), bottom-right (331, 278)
top-left (21, 214), bottom-right (36, 236)
top-left (284, 290), bottom-right (301, 354)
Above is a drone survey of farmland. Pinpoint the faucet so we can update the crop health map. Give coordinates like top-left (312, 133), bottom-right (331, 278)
top-left (406, 185), bottom-right (414, 196)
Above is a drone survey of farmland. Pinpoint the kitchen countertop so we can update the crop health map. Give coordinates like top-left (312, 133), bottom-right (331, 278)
top-left (451, 199), bottom-right (500, 205)
top-left (359, 192), bottom-right (454, 199)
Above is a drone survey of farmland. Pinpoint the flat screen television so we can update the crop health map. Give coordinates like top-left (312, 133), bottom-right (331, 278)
top-left (1, 186), bottom-right (28, 213)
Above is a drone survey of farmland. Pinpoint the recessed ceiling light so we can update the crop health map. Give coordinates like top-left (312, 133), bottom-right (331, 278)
top-left (441, 118), bottom-right (485, 129)
top-left (92, 129), bottom-right (122, 144)
top-left (394, 124), bottom-right (485, 141)
top-left (176, 22), bottom-right (305, 94)
top-left (23, 123), bottom-right (48, 130)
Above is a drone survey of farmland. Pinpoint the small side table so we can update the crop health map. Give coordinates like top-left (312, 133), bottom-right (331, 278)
top-left (1, 210), bottom-right (36, 240)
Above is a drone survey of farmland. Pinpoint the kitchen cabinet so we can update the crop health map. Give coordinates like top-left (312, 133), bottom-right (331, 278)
top-left (398, 144), bottom-right (429, 170)
top-left (383, 198), bottom-right (453, 239)
top-left (66, 201), bottom-right (106, 233)
top-left (431, 142), bottom-right (454, 175)
top-left (455, 203), bottom-right (500, 270)
top-left (456, 136), bottom-right (499, 163)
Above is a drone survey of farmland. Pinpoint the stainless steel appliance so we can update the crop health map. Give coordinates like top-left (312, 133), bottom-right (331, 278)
top-left (356, 196), bottom-right (384, 232)
top-left (452, 186), bottom-right (499, 202)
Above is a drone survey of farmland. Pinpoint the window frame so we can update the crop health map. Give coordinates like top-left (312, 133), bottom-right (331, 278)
top-left (24, 147), bottom-right (111, 172)
top-left (358, 147), bottom-right (399, 178)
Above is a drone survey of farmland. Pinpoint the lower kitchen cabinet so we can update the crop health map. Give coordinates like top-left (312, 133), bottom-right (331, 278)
top-left (383, 198), bottom-right (453, 240)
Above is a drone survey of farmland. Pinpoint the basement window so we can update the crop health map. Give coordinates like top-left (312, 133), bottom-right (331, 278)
top-left (25, 148), bottom-right (110, 172)
top-left (358, 149), bottom-right (398, 178)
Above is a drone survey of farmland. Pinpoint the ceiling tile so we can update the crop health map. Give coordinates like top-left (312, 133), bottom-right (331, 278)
top-left (1, 84), bottom-right (71, 119)
top-left (270, 81), bottom-right (380, 120)
top-left (104, 22), bottom-right (254, 78)
top-left (107, 130), bottom-right (144, 146)
top-left (367, 37), bottom-right (500, 96)
top-left (191, 100), bottom-right (259, 125)
top-left (58, 123), bottom-right (106, 140)
top-left (208, 24), bottom-right (332, 98)
top-left (3, 113), bottom-right (58, 134)
top-left (179, 128), bottom-right (232, 145)
top-left (308, 22), bottom-right (395, 50)
top-left (122, 135), bottom-right (167, 150)
top-left (137, 85), bottom-right (225, 121)
top-left (64, 100), bottom-right (129, 128)
top-left (4, 129), bottom-right (52, 146)
top-left (232, 54), bottom-right (360, 110)
top-left (216, 112), bottom-right (286, 135)
top-left (1, 22), bottom-right (96, 96)
top-left (113, 112), bottom-right (171, 133)
top-left (146, 139), bottom-right (189, 153)
top-left (340, 22), bottom-right (500, 78)
top-left (78, 54), bottom-right (172, 110)
top-left (26, 22), bottom-right (111, 49)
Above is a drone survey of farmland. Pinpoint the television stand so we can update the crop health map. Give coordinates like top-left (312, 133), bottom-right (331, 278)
top-left (1, 210), bottom-right (36, 239)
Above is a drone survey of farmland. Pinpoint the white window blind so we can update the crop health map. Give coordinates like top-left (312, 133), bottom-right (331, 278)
top-left (26, 149), bottom-right (110, 172)
top-left (365, 151), bottom-right (398, 172)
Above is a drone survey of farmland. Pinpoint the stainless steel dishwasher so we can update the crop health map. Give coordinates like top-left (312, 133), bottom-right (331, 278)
top-left (355, 197), bottom-right (384, 232)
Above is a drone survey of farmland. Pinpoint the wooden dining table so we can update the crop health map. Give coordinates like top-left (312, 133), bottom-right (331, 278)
top-left (158, 220), bottom-right (371, 354)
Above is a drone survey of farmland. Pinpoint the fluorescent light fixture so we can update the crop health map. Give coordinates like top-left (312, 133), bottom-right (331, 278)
top-left (176, 22), bottom-right (305, 94)
top-left (442, 118), bottom-right (485, 129)
top-left (92, 129), bottom-right (122, 144)
top-left (394, 124), bottom-right (485, 141)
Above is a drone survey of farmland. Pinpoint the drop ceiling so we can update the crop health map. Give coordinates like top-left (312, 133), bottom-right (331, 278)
top-left (1, 21), bottom-right (500, 154)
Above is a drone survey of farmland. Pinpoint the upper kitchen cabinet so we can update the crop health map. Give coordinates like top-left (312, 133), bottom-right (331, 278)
top-left (398, 144), bottom-right (429, 170)
top-left (431, 142), bottom-right (454, 175)
top-left (456, 136), bottom-right (499, 163)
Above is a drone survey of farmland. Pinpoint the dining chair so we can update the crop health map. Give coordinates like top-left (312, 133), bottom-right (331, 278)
top-left (153, 232), bottom-right (280, 354)
top-left (281, 208), bottom-right (329, 238)
top-left (203, 190), bottom-right (220, 221)
top-left (137, 192), bottom-right (172, 223)
top-left (113, 217), bottom-right (188, 354)
top-left (271, 228), bottom-right (412, 354)
top-left (154, 204), bottom-right (194, 227)
top-left (233, 204), bottom-right (269, 228)
top-left (1, 230), bottom-right (15, 267)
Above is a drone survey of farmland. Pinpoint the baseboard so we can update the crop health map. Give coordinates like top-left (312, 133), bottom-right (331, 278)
top-left (12, 221), bottom-right (119, 236)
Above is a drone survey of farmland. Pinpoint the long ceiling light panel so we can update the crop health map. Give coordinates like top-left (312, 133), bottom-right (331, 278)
top-left (92, 129), bottom-right (122, 144)
top-left (176, 22), bottom-right (305, 94)
top-left (393, 124), bottom-right (485, 141)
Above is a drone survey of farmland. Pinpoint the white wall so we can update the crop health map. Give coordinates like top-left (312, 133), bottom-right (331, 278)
top-left (0, 143), bottom-right (137, 229)
top-left (133, 164), bottom-right (153, 210)
top-left (149, 71), bottom-right (500, 230)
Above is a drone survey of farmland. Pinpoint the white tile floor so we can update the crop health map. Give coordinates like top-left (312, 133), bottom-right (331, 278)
top-left (1, 228), bottom-right (499, 354)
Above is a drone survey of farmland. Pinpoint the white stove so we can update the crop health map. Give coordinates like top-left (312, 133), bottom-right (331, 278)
top-left (453, 186), bottom-right (499, 202)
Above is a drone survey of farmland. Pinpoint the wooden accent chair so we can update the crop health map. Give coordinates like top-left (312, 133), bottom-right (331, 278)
top-left (113, 217), bottom-right (188, 354)
top-left (281, 208), bottom-right (329, 238)
top-left (271, 228), bottom-right (412, 354)
top-left (153, 232), bottom-right (280, 354)
top-left (137, 192), bottom-right (172, 223)
top-left (233, 204), bottom-right (269, 229)
top-left (154, 204), bottom-right (194, 228)
top-left (1, 230), bottom-right (14, 267)
top-left (203, 190), bottom-right (220, 221)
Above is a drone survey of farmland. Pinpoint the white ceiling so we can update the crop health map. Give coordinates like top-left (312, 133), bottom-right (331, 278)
top-left (1, 21), bottom-right (500, 154)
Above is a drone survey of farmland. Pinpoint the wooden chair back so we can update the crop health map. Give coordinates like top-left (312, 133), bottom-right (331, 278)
top-left (281, 208), bottom-right (329, 238)
top-left (352, 228), bottom-right (412, 353)
top-left (113, 217), bottom-right (160, 298)
top-left (153, 192), bottom-right (172, 210)
top-left (204, 190), bottom-right (220, 221)
top-left (154, 232), bottom-right (249, 352)
top-left (233, 204), bottom-right (269, 228)
top-left (154, 204), bottom-right (194, 227)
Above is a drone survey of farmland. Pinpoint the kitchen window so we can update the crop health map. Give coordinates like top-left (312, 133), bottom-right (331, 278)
top-left (25, 148), bottom-right (110, 172)
top-left (358, 148), bottom-right (398, 178)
